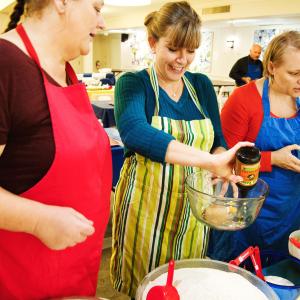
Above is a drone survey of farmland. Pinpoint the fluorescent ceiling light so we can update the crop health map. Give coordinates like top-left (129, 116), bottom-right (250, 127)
top-left (229, 19), bottom-right (259, 25)
top-left (104, 0), bottom-right (151, 6)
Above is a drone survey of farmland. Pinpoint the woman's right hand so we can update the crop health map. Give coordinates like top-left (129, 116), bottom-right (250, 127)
top-left (271, 144), bottom-right (300, 173)
top-left (31, 205), bottom-right (95, 250)
top-left (210, 141), bottom-right (254, 182)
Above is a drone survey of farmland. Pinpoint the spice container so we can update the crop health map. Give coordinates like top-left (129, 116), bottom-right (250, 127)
top-left (235, 146), bottom-right (261, 188)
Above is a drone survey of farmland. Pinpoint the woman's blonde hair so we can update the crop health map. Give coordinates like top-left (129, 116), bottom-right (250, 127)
top-left (144, 1), bottom-right (201, 50)
top-left (263, 31), bottom-right (300, 79)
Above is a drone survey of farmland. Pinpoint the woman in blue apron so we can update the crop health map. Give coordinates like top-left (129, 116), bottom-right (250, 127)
top-left (208, 31), bottom-right (300, 262)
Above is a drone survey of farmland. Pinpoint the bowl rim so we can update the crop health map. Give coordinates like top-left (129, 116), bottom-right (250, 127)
top-left (261, 250), bottom-right (300, 289)
top-left (136, 258), bottom-right (279, 299)
top-left (288, 230), bottom-right (300, 260)
top-left (289, 230), bottom-right (300, 238)
top-left (185, 171), bottom-right (269, 203)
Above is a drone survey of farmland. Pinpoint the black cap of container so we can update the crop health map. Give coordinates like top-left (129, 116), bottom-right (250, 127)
top-left (236, 146), bottom-right (261, 165)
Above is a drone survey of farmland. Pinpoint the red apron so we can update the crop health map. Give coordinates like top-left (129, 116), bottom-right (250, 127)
top-left (0, 24), bottom-right (112, 299)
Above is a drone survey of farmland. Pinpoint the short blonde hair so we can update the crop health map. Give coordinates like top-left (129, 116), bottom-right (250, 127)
top-left (263, 31), bottom-right (300, 79)
top-left (144, 1), bottom-right (201, 50)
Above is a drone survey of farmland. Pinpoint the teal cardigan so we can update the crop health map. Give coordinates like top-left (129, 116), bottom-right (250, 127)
top-left (114, 69), bottom-right (227, 163)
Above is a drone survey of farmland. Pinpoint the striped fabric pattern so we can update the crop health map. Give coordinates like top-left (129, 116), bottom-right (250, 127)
top-left (110, 69), bottom-right (214, 298)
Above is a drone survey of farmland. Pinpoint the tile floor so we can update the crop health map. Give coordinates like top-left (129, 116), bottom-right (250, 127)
top-left (96, 192), bottom-right (130, 300)
top-left (96, 247), bottom-right (130, 300)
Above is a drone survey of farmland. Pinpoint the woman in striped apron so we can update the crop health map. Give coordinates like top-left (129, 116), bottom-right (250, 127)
top-left (110, 2), bottom-right (252, 298)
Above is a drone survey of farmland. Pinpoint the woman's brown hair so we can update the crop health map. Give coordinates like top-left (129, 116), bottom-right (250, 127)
top-left (5, 0), bottom-right (50, 32)
top-left (144, 1), bottom-right (201, 50)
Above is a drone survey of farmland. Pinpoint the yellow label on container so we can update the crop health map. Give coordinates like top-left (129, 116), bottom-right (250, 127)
top-left (235, 162), bottom-right (260, 186)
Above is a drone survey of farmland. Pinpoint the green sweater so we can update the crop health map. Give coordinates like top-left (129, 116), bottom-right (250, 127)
top-left (114, 69), bottom-right (227, 163)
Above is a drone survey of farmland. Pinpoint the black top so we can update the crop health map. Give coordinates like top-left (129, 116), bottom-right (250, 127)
top-left (0, 39), bottom-right (55, 194)
top-left (229, 55), bottom-right (263, 86)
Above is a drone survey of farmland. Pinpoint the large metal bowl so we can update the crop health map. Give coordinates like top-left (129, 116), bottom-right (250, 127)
top-left (136, 259), bottom-right (279, 300)
top-left (185, 171), bottom-right (269, 230)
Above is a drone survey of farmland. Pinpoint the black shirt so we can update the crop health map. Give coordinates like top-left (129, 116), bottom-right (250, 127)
top-left (229, 55), bottom-right (263, 86)
top-left (0, 39), bottom-right (55, 194)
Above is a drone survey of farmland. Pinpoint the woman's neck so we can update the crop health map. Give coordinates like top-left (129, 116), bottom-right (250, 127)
top-left (22, 19), bottom-right (69, 86)
top-left (256, 78), bottom-right (297, 118)
top-left (156, 72), bottom-right (183, 102)
top-left (269, 81), bottom-right (297, 118)
top-left (159, 78), bottom-right (183, 101)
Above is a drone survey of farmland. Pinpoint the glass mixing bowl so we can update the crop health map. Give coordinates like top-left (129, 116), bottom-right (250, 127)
top-left (185, 171), bottom-right (269, 230)
top-left (136, 259), bottom-right (279, 300)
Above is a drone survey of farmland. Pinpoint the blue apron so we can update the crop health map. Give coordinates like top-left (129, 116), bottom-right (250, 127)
top-left (246, 62), bottom-right (262, 80)
top-left (208, 78), bottom-right (300, 261)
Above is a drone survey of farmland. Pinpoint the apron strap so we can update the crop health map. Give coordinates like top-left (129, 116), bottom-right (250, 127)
top-left (16, 24), bottom-right (78, 85)
top-left (262, 78), bottom-right (271, 117)
top-left (16, 24), bottom-right (42, 68)
top-left (149, 66), bottom-right (207, 118)
top-left (296, 97), bottom-right (300, 113)
top-left (149, 66), bottom-right (160, 115)
top-left (182, 76), bottom-right (207, 118)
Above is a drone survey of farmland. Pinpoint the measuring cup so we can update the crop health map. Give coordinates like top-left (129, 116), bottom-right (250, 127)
top-left (146, 259), bottom-right (180, 300)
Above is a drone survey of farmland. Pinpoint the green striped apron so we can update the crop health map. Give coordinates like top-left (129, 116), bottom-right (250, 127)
top-left (110, 67), bottom-right (214, 297)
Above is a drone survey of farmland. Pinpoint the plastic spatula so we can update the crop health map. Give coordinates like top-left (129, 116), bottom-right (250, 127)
top-left (146, 259), bottom-right (180, 300)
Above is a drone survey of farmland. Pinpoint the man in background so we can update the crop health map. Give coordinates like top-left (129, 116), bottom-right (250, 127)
top-left (229, 44), bottom-right (263, 86)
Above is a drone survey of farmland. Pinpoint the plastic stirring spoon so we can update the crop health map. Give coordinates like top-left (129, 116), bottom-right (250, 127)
top-left (146, 259), bottom-right (180, 300)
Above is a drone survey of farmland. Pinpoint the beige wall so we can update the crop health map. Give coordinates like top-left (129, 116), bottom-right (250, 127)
top-left (0, 2), bottom-right (16, 33)
top-left (93, 33), bottom-right (121, 72)
top-left (93, 35), bottom-right (110, 71)
top-left (2, 0), bottom-right (300, 74)
top-left (2, 0), bottom-right (300, 30)
top-left (70, 56), bottom-right (84, 74)
top-left (104, 0), bottom-right (300, 29)
top-left (109, 34), bottom-right (122, 69)
top-left (68, 34), bottom-right (121, 74)
top-left (94, 21), bottom-right (300, 78)
top-left (0, 11), bottom-right (10, 33)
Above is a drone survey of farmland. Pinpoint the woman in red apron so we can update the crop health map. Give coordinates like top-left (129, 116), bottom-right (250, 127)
top-left (0, 1), bottom-right (111, 299)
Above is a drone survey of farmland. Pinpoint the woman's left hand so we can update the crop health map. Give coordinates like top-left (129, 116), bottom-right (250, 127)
top-left (271, 144), bottom-right (300, 173)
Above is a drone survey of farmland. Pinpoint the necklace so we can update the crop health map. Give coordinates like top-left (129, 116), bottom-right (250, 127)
top-left (172, 84), bottom-right (180, 97)
top-left (163, 80), bottom-right (182, 98)
top-left (157, 74), bottom-right (183, 99)
top-left (171, 81), bottom-right (182, 98)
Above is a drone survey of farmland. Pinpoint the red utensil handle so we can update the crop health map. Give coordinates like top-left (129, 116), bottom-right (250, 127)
top-left (167, 259), bottom-right (175, 286)
top-left (290, 237), bottom-right (300, 248)
top-left (229, 246), bottom-right (254, 266)
top-left (229, 246), bottom-right (265, 281)
top-left (250, 247), bottom-right (265, 281)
